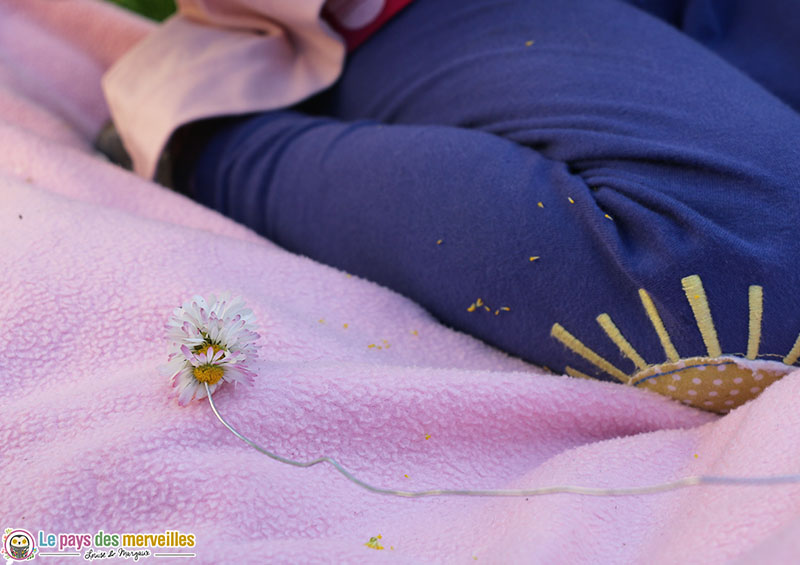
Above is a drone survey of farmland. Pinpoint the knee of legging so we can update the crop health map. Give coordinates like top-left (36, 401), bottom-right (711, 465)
top-left (532, 162), bottom-right (800, 414)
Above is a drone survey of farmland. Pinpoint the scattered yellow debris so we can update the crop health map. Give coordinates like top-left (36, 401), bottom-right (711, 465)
top-left (365, 536), bottom-right (384, 550)
top-left (343, 323), bottom-right (349, 329)
top-left (318, 319), bottom-right (325, 324)
top-left (437, 239), bottom-right (443, 245)
top-left (537, 201), bottom-right (544, 208)
top-left (411, 329), bottom-right (419, 336)
top-left (525, 40), bottom-right (534, 47)
top-left (529, 256), bottom-right (539, 262)
top-left (568, 197), bottom-right (575, 204)
top-left (425, 434), bottom-right (431, 440)
top-left (467, 299), bottom-right (512, 315)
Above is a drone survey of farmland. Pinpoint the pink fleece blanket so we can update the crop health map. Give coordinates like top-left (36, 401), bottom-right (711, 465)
top-left (2, 1), bottom-right (799, 563)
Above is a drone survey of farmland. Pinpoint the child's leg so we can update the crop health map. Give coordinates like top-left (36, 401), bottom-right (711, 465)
top-left (184, 0), bottom-right (800, 410)
top-left (189, 110), bottom-right (628, 369)
top-left (622, 0), bottom-right (800, 111)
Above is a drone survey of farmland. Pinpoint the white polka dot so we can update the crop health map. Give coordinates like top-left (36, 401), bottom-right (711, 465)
top-left (703, 401), bottom-right (713, 406)
top-left (717, 364), bottom-right (727, 372)
top-left (675, 361), bottom-right (686, 369)
top-left (672, 374), bottom-right (681, 381)
top-left (750, 387), bottom-right (761, 394)
top-left (647, 380), bottom-right (656, 386)
top-left (733, 377), bottom-right (743, 384)
top-left (724, 400), bottom-right (734, 405)
top-left (667, 385), bottom-right (677, 392)
top-left (754, 373), bottom-right (764, 381)
top-left (713, 379), bottom-right (723, 386)
top-left (709, 391), bottom-right (718, 397)
top-left (688, 390), bottom-right (697, 396)
top-left (692, 377), bottom-right (702, 385)
top-left (730, 389), bottom-right (739, 395)
top-left (697, 365), bottom-right (706, 371)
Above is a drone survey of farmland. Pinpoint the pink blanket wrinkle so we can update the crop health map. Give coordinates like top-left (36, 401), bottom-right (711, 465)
top-left (1, 1), bottom-right (799, 563)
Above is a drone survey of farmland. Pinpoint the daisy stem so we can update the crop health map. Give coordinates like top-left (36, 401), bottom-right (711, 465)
top-left (203, 384), bottom-right (800, 498)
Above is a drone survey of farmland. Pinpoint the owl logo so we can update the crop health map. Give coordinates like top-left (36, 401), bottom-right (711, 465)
top-left (2, 529), bottom-right (36, 561)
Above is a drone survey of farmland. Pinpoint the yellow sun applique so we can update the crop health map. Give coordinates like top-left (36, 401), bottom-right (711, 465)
top-left (553, 274), bottom-right (798, 413)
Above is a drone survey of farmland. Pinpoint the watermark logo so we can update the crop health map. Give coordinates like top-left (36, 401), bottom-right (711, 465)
top-left (2, 529), bottom-right (195, 561)
top-left (2, 529), bottom-right (37, 561)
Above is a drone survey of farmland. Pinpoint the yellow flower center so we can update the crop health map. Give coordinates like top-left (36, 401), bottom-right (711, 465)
top-left (196, 343), bottom-right (224, 357)
top-left (193, 365), bottom-right (224, 385)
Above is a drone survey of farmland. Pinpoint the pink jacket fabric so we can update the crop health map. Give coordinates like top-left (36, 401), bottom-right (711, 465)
top-left (102, 0), bottom-right (348, 179)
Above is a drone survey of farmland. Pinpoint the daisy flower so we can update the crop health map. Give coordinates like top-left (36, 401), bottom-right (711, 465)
top-left (159, 293), bottom-right (260, 405)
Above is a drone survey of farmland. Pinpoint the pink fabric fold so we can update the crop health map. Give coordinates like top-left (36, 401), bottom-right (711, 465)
top-left (2, 1), bottom-right (800, 563)
top-left (102, 0), bottom-right (346, 178)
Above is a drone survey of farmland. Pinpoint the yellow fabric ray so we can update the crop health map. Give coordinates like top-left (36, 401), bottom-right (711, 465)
top-left (638, 289), bottom-right (680, 362)
top-left (747, 285), bottom-right (763, 360)
top-left (565, 366), bottom-right (594, 380)
top-left (596, 313), bottom-right (648, 370)
top-left (783, 333), bottom-right (800, 365)
top-left (681, 275), bottom-right (722, 358)
top-left (551, 323), bottom-right (630, 383)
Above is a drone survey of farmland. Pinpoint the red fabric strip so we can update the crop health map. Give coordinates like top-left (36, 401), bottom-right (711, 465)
top-left (323, 0), bottom-right (415, 52)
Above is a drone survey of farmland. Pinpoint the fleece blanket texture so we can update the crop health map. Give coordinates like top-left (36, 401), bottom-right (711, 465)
top-left (1, 1), bottom-right (799, 563)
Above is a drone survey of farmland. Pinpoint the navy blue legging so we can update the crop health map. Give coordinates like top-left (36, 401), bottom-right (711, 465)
top-left (183, 0), bottom-right (800, 382)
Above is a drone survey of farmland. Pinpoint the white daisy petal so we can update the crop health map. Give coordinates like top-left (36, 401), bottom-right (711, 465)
top-left (179, 344), bottom-right (194, 360)
top-left (178, 386), bottom-right (197, 406)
